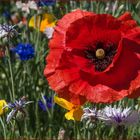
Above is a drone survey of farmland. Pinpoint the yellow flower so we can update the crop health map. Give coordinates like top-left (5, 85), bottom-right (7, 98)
top-left (54, 96), bottom-right (83, 121)
top-left (29, 13), bottom-right (56, 32)
top-left (0, 100), bottom-right (8, 116)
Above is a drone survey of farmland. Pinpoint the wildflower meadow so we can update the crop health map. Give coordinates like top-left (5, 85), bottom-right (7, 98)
top-left (0, 0), bottom-right (140, 139)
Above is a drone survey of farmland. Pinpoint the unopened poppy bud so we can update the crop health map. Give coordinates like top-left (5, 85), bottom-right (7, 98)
top-left (36, 86), bottom-right (40, 91)
top-left (38, 79), bottom-right (44, 86)
top-left (1, 73), bottom-right (6, 79)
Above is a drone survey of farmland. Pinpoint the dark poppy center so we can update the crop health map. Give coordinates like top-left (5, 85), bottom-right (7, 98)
top-left (85, 41), bottom-right (117, 72)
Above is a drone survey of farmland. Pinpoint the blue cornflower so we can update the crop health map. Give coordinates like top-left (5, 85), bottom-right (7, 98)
top-left (98, 106), bottom-right (140, 126)
top-left (3, 96), bottom-right (33, 123)
top-left (3, 11), bottom-right (11, 19)
top-left (37, 0), bottom-right (56, 6)
top-left (38, 95), bottom-right (54, 111)
top-left (11, 43), bottom-right (35, 61)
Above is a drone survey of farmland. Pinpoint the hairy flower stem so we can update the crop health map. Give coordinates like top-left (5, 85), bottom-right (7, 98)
top-left (116, 126), bottom-right (125, 140)
top-left (34, 97), bottom-right (40, 137)
top-left (47, 108), bottom-right (54, 138)
top-left (6, 46), bottom-right (15, 100)
top-left (15, 119), bottom-right (22, 137)
top-left (74, 121), bottom-right (80, 139)
top-left (10, 121), bottom-right (16, 139)
top-left (74, 121), bottom-right (77, 139)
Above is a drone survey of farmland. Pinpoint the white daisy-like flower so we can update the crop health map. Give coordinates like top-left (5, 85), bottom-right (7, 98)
top-left (44, 27), bottom-right (54, 39)
top-left (99, 106), bottom-right (139, 126)
top-left (0, 24), bottom-right (18, 39)
top-left (16, 1), bottom-right (38, 14)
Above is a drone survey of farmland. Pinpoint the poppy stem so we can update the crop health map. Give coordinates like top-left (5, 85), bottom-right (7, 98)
top-left (116, 126), bottom-right (125, 140)
top-left (0, 117), bottom-right (7, 139)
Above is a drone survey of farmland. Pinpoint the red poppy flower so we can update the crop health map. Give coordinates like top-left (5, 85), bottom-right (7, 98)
top-left (44, 10), bottom-right (140, 105)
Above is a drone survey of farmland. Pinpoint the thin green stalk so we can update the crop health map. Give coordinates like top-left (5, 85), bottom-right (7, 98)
top-left (74, 121), bottom-right (76, 139)
top-left (10, 121), bottom-right (16, 139)
top-left (34, 95), bottom-right (41, 138)
top-left (15, 119), bottom-right (22, 137)
top-left (116, 126), bottom-right (126, 140)
top-left (0, 64), bottom-right (13, 100)
top-left (46, 101), bottom-right (53, 138)
top-left (6, 46), bottom-right (15, 100)
top-left (76, 123), bottom-right (80, 140)
top-left (0, 117), bottom-right (6, 139)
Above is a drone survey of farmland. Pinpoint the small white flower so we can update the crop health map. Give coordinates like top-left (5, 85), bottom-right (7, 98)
top-left (16, 1), bottom-right (23, 9)
top-left (28, 1), bottom-right (38, 10)
top-left (21, 3), bottom-right (30, 14)
top-left (16, 1), bottom-right (37, 14)
top-left (58, 128), bottom-right (65, 140)
top-left (99, 106), bottom-right (139, 126)
top-left (44, 27), bottom-right (54, 39)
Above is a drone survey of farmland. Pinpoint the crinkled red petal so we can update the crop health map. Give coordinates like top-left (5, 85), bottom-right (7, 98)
top-left (119, 12), bottom-right (137, 32)
top-left (44, 49), bottom-right (63, 76)
top-left (119, 12), bottom-right (134, 21)
top-left (47, 68), bottom-right (80, 91)
top-left (49, 9), bottom-right (93, 50)
top-left (128, 71), bottom-right (140, 98)
top-left (86, 84), bottom-right (128, 103)
top-left (58, 87), bottom-right (86, 105)
top-left (66, 14), bottom-right (121, 50)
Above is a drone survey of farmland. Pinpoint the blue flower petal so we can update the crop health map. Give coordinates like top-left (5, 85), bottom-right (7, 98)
top-left (12, 43), bottom-right (35, 61)
top-left (38, 100), bottom-right (47, 112)
top-left (37, 0), bottom-right (56, 6)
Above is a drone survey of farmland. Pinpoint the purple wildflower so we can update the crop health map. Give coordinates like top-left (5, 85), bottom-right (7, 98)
top-left (38, 95), bottom-right (54, 111)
